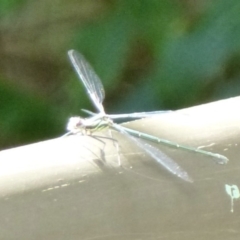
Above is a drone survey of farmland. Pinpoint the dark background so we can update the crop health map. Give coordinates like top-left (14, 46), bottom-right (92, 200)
top-left (0, 0), bottom-right (240, 150)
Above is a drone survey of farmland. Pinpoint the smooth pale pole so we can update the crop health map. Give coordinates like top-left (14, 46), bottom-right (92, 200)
top-left (0, 97), bottom-right (239, 240)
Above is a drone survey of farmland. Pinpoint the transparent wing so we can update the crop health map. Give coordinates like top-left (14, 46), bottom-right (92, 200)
top-left (108, 110), bottom-right (172, 119)
top-left (81, 109), bottom-right (172, 119)
top-left (68, 49), bottom-right (105, 113)
top-left (112, 123), bottom-right (192, 182)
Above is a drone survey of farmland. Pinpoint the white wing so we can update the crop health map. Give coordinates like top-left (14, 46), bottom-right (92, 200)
top-left (68, 50), bottom-right (105, 113)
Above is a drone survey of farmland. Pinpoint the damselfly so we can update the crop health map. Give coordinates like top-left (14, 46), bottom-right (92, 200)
top-left (66, 50), bottom-right (228, 182)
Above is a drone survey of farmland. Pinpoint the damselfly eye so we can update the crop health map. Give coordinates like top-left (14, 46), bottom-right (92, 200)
top-left (67, 117), bottom-right (84, 132)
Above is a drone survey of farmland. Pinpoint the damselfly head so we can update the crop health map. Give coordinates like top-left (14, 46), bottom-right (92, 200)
top-left (66, 117), bottom-right (85, 133)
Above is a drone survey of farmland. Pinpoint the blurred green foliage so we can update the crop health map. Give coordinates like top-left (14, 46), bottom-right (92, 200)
top-left (0, 0), bottom-right (240, 149)
top-left (0, 80), bottom-right (63, 149)
top-left (0, 0), bottom-right (25, 16)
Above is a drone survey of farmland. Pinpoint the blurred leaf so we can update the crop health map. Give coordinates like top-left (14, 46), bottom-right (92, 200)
top-left (0, 0), bottom-right (26, 16)
top-left (153, 0), bottom-right (240, 108)
top-left (0, 80), bottom-right (63, 149)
